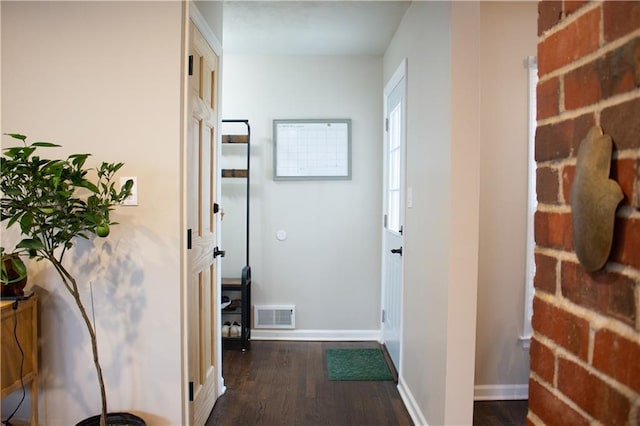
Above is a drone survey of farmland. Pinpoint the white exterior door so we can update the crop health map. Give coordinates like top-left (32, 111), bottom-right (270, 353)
top-left (381, 59), bottom-right (406, 372)
top-left (187, 20), bottom-right (221, 426)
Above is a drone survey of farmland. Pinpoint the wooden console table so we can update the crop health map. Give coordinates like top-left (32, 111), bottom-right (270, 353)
top-left (1, 295), bottom-right (38, 425)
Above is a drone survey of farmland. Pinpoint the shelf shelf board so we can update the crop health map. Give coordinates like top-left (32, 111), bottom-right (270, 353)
top-left (222, 135), bottom-right (248, 144)
top-left (222, 277), bottom-right (242, 287)
top-left (222, 169), bottom-right (248, 178)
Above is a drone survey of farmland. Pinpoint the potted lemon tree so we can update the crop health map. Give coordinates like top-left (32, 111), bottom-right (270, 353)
top-left (0, 133), bottom-right (142, 426)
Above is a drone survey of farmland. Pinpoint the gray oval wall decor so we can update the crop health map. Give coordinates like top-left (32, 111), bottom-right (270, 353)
top-left (570, 126), bottom-right (623, 272)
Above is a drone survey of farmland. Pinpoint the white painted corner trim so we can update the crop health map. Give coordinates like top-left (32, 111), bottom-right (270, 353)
top-left (384, 57), bottom-right (407, 97)
top-left (190, 3), bottom-right (222, 55)
top-left (474, 384), bottom-right (529, 401)
top-left (250, 328), bottom-right (380, 341)
top-left (398, 376), bottom-right (429, 426)
top-left (518, 335), bottom-right (532, 350)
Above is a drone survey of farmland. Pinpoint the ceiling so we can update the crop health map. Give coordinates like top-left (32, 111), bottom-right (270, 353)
top-left (222, 1), bottom-right (412, 55)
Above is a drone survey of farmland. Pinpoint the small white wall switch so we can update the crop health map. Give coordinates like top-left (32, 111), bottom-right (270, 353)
top-left (120, 176), bottom-right (138, 206)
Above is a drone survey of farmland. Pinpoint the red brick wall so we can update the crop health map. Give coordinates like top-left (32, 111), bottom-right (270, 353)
top-left (529, 1), bottom-right (640, 425)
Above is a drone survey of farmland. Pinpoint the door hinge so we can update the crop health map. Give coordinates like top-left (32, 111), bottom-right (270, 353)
top-left (382, 309), bottom-right (386, 323)
top-left (399, 225), bottom-right (403, 235)
top-left (385, 118), bottom-right (389, 132)
top-left (213, 202), bottom-right (220, 214)
top-left (187, 229), bottom-right (192, 250)
top-left (188, 381), bottom-right (194, 402)
top-left (188, 55), bottom-right (194, 76)
top-left (383, 214), bottom-right (388, 228)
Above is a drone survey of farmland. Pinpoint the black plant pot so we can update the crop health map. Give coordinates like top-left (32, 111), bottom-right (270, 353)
top-left (76, 412), bottom-right (146, 426)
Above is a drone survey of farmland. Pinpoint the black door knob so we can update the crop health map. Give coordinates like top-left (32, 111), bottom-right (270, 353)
top-left (390, 247), bottom-right (403, 256)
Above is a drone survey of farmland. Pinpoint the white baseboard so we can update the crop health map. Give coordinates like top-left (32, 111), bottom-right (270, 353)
top-left (250, 328), bottom-right (380, 341)
top-left (474, 384), bottom-right (529, 401)
top-left (397, 376), bottom-right (429, 426)
top-left (218, 376), bottom-right (226, 396)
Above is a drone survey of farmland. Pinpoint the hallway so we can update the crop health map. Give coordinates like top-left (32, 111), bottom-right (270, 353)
top-left (206, 341), bottom-right (413, 425)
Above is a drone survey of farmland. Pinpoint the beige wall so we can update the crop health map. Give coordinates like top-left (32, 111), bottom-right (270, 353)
top-left (1, 2), bottom-right (185, 423)
top-left (221, 54), bottom-right (383, 334)
top-left (475, 1), bottom-right (538, 398)
top-left (384, 3), bottom-right (452, 423)
top-left (384, 2), bottom-right (481, 424)
top-left (447, 1), bottom-right (481, 421)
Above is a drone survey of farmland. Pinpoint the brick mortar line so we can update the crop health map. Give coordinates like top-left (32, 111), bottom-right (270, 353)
top-left (536, 203), bottom-right (571, 214)
top-left (534, 332), bottom-right (640, 403)
top-left (538, 27), bottom-right (640, 85)
top-left (605, 261), bottom-right (640, 283)
top-left (536, 149), bottom-right (636, 174)
top-left (538, 2), bottom-right (601, 43)
top-left (555, 246), bottom-right (563, 298)
top-left (536, 291), bottom-right (640, 355)
top-left (534, 246), bottom-right (640, 283)
top-left (536, 157), bottom-right (576, 168)
top-left (536, 203), bottom-right (638, 219)
top-left (526, 411), bottom-right (544, 426)
top-left (617, 206), bottom-right (640, 220)
top-left (529, 371), bottom-right (596, 423)
top-left (599, 0), bottom-right (605, 49)
top-left (555, 162), bottom-right (567, 205)
top-left (559, 75), bottom-right (566, 115)
top-left (535, 246), bottom-right (578, 263)
top-left (614, 148), bottom-right (640, 160)
top-left (631, 404), bottom-right (640, 426)
top-left (537, 88), bottom-right (640, 128)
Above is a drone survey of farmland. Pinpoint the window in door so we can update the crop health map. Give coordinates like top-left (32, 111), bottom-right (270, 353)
top-left (386, 102), bottom-right (402, 234)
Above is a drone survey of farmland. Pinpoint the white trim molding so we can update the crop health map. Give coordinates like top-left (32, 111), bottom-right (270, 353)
top-left (250, 328), bottom-right (380, 341)
top-left (518, 335), bottom-right (532, 350)
top-left (189, 2), bottom-right (222, 55)
top-left (522, 55), bottom-right (538, 342)
top-left (398, 376), bottom-right (429, 426)
top-left (218, 377), bottom-right (226, 396)
top-left (474, 384), bottom-right (529, 401)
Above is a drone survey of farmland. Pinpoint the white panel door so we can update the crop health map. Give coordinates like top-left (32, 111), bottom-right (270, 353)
top-left (381, 59), bottom-right (406, 372)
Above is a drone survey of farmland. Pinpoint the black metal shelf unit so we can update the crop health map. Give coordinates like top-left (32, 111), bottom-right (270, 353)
top-left (221, 119), bottom-right (251, 351)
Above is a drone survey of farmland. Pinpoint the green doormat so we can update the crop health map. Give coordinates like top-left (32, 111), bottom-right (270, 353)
top-left (326, 348), bottom-right (394, 381)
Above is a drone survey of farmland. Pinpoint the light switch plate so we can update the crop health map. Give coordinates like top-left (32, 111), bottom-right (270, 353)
top-left (120, 176), bottom-right (138, 206)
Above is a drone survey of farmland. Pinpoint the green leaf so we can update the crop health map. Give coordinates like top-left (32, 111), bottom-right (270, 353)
top-left (2, 136), bottom-right (129, 266)
top-left (6, 214), bottom-right (21, 228)
top-left (19, 212), bottom-right (33, 234)
top-left (31, 142), bottom-right (61, 148)
top-left (10, 257), bottom-right (27, 279)
top-left (2, 188), bottom-right (21, 196)
top-left (77, 180), bottom-right (99, 193)
top-left (4, 133), bottom-right (26, 141)
top-left (16, 238), bottom-right (45, 250)
top-left (69, 153), bottom-right (90, 168)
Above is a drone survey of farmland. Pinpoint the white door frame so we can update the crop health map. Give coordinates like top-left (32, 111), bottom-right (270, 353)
top-left (380, 58), bottom-right (407, 374)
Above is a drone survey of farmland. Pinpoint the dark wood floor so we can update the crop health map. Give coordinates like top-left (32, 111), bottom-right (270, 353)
top-left (472, 400), bottom-right (528, 426)
top-left (206, 340), bottom-right (528, 426)
top-left (206, 340), bottom-right (413, 426)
